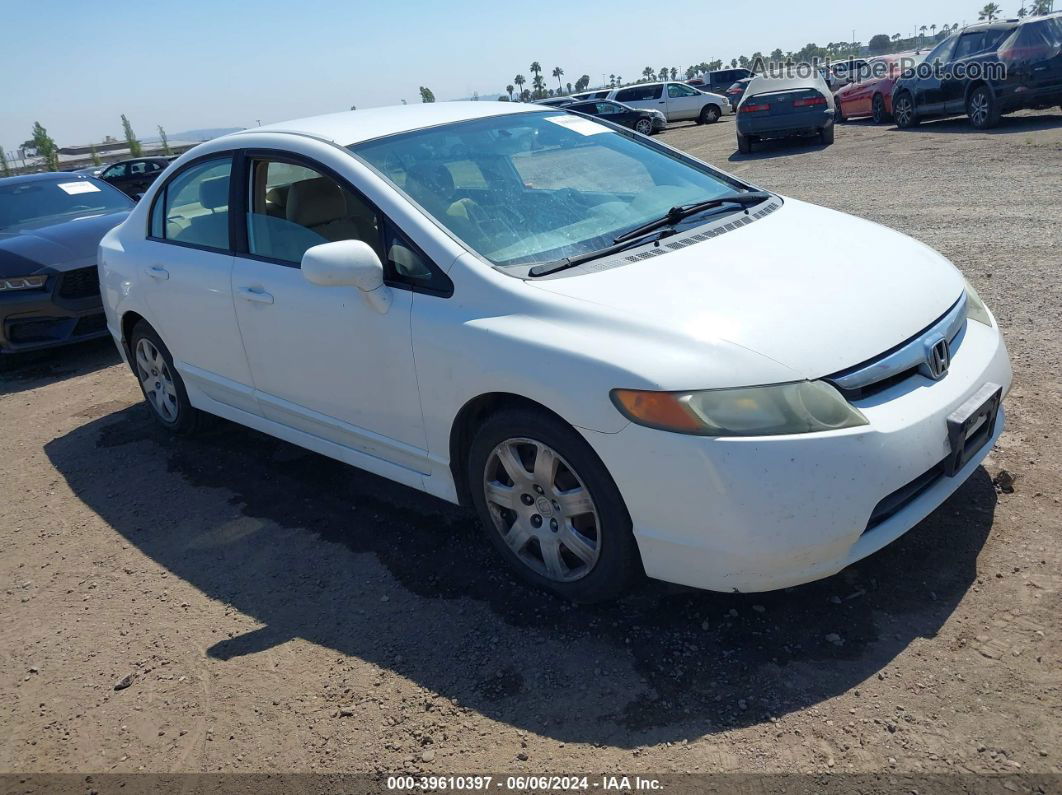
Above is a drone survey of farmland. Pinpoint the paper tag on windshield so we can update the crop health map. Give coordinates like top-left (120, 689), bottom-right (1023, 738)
top-left (544, 115), bottom-right (610, 136)
top-left (58, 182), bottom-right (101, 195)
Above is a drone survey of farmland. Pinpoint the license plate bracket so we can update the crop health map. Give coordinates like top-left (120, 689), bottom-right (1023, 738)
top-left (944, 382), bottom-right (1002, 477)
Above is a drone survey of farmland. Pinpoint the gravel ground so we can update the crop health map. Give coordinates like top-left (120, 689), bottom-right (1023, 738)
top-left (1, 110), bottom-right (1060, 777)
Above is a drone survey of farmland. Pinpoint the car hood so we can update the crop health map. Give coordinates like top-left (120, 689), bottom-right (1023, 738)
top-left (528, 198), bottom-right (965, 380)
top-left (0, 210), bottom-right (130, 276)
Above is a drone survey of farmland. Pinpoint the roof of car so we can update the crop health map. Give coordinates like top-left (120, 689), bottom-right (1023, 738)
top-left (235, 102), bottom-right (545, 146)
top-left (0, 172), bottom-right (94, 186)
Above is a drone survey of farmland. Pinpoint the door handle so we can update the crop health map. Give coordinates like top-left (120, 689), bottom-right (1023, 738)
top-left (237, 286), bottom-right (274, 304)
top-left (143, 266), bottom-right (169, 281)
top-left (658, 100), bottom-right (666, 103)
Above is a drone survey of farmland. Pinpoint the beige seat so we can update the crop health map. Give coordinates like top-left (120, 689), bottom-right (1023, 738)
top-left (170, 175), bottom-right (229, 248)
top-left (286, 177), bottom-right (377, 250)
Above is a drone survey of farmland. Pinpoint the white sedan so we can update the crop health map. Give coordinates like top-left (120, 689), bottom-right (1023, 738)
top-left (99, 102), bottom-right (1011, 602)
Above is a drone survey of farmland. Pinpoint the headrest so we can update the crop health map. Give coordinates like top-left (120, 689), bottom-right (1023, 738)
top-left (405, 162), bottom-right (455, 206)
top-left (286, 177), bottom-right (347, 228)
top-left (198, 175), bottom-right (229, 211)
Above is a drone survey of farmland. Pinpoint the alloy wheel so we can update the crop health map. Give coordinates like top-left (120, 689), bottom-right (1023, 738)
top-left (969, 90), bottom-right (989, 128)
top-left (895, 95), bottom-right (914, 127)
top-left (872, 95), bottom-right (885, 124)
top-left (482, 437), bottom-right (601, 582)
top-left (635, 118), bottom-right (653, 135)
top-left (135, 338), bottom-right (179, 423)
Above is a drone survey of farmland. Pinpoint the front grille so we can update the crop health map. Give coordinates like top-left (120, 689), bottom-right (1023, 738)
top-left (58, 266), bottom-right (100, 299)
top-left (8, 316), bottom-right (68, 343)
top-left (73, 313), bottom-right (107, 336)
top-left (864, 457), bottom-right (948, 533)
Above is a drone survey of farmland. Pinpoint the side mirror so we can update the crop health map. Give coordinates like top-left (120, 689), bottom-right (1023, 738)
top-left (301, 239), bottom-right (392, 313)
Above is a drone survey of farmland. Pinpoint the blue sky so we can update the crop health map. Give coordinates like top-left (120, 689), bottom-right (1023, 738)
top-left (2, 0), bottom-right (995, 150)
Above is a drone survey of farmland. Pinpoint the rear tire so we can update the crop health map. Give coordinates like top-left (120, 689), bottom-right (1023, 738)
top-left (967, 85), bottom-right (1000, 129)
top-left (835, 99), bottom-right (846, 123)
top-left (737, 133), bottom-right (753, 153)
top-left (129, 321), bottom-right (204, 435)
top-left (820, 123), bottom-right (835, 145)
top-left (699, 104), bottom-right (721, 124)
top-left (871, 93), bottom-right (889, 124)
top-left (467, 408), bottom-right (641, 603)
top-left (894, 91), bottom-right (919, 128)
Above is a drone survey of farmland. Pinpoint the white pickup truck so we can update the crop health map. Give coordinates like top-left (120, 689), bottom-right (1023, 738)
top-left (607, 81), bottom-right (732, 123)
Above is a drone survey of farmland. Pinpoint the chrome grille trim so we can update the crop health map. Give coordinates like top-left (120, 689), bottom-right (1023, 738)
top-left (828, 293), bottom-right (967, 396)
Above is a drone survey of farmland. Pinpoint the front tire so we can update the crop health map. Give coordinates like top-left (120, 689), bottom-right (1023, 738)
top-left (129, 321), bottom-right (204, 435)
top-left (699, 104), bottom-right (721, 124)
top-left (967, 85), bottom-right (1000, 129)
top-left (835, 99), bottom-right (846, 123)
top-left (894, 91), bottom-right (919, 128)
top-left (467, 408), bottom-right (640, 602)
top-left (634, 117), bottom-right (654, 136)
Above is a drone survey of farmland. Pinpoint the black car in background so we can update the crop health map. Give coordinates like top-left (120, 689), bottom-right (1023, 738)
top-left (566, 100), bottom-right (666, 135)
top-left (724, 77), bottom-right (755, 109)
top-left (0, 173), bottom-right (132, 358)
top-left (98, 156), bottom-right (172, 198)
top-left (892, 13), bottom-right (1062, 129)
top-left (699, 67), bottom-right (754, 95)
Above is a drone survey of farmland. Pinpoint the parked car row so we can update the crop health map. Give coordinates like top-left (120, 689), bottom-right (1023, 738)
top-left (570, 81), bottom-right (732, 124)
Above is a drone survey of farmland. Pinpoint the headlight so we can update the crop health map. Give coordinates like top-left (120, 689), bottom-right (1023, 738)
top-left (611, 381), bottom-right (868, 437)
top-left (0, 275), bottom-right (47, 292)
top-left (964, 279), bottom-right (993, 326)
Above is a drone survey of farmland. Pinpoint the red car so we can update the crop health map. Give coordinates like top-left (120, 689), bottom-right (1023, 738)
top-left (835, 52), bottom-right (926, 124)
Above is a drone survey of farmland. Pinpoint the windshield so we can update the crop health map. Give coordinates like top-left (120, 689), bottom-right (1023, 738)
top-left (0, 178), bottom-right (131, 232)
top-left (350, 111), bottom-right (746, 267)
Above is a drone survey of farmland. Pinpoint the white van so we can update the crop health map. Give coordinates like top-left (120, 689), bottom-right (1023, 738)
top-left (608, 82), bottom-right (731, 123)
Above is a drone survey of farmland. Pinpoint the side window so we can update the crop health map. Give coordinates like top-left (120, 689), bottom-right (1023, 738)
top-left (152, 157), bottom-right (232, 250)
top-left (596, 102), bottom-right (618, 114)
top-left (925, 35), bottom-right (958, 66)
top-left (954, 32), bottom-right (985, 59)
top-left (615, 87), bottom-right (638, 102)
top-left (246, 159), bottom-right (383, 266)
top-left (668, 83), bottom-right (698, 97)
top-left (384, 223), bottom-right (433, 281)
top-left (103, 163), bottom-right (127, 179)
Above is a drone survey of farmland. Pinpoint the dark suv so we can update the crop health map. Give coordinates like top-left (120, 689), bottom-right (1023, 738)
top-left (892, 13), bottom-right (1062, 129)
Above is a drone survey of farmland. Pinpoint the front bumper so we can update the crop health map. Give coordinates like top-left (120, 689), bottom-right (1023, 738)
top-left (581, 318), bottom-right (1012, 592)
top-left (0, 267), bottom-right (107, 354)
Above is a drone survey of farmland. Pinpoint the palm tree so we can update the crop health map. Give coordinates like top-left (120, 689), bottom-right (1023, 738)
top-left (919, 24), bottom-right (928, 43)
top-left (514, 74), bottom-right (525, 100)
top-left (531, 73), bottom-right (546, 99)
top-left (978, 3), bottom-right (1001, 20)
top-left (730, 58), bottom-right (738, 68)
top-left (506, 84), bottom-right (514, 101)
top-left (1030, 0), bottom-right (1051, 13)
top-left (642, 66), bottom-right (654, 81)
top-left (530, 62), bottom-right (542, 80)
top-left (930, 23), bottom-right (937, 36)
top-left (892, 32), bottom-right (901, 41)
top-left (552, 66), bottom-right (564, 90)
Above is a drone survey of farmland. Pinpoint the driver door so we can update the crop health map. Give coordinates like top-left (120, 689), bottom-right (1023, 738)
top-left (230, 154), bottom-right (429, 473)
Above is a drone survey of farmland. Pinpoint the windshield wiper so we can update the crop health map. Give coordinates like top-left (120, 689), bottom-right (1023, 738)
top-left (526, 190), bottom-right (773, 278)
top-left (527, 228), bottom-right (678, 277)
top-left (612, 191), bottom-right (771, 244)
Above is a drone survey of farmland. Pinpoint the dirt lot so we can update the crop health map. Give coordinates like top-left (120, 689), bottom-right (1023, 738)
top-left (1, 110), bottom-right (1060, 778)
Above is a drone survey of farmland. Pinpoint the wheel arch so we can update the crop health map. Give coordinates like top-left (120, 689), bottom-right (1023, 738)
top-left (120, 310), bottom-right (148, 367)
top-left (964, 79), bottom-right (994, 104)
top-left (448, 392), bottom-right (579, 507)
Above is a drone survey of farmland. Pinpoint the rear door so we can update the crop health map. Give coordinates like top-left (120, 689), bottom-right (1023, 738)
top-left (1002, 18), bottom-right (1062, 98)
top-left (140, 154), bottom-right (258, 413)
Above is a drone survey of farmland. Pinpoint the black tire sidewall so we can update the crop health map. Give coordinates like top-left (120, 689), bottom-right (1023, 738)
top-left (896, 92), bottom-right (917, 127)
top-left (872, 94), bottom-right (885, 123)
top-left (129, 321), bottom-right (199, 434)
top-left (701, 105), bottom-right (720, 124)
top-left (467, 408), bottom-right (640, 602)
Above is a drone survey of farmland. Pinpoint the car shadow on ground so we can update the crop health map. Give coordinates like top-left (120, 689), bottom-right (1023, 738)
top-left (45, 405), bottom-right (997, 747)
top-left (0, 338), bottom-right (121, 396)
top-left (887, 111), bottom-right (1062, 134)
